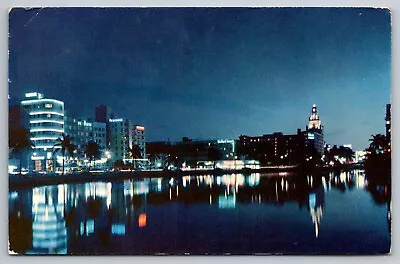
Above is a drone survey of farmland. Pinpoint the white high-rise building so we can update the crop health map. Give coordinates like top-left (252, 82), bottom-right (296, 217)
top-left (21, 92), bottom-right (65, 172)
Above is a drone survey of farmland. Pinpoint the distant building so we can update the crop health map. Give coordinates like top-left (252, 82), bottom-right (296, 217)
top-left (355, 150), bottom-right (367, 163)
top-left (386, 104), bottom-right (391, 143)
top-left (238, 131), bottom-right (303, 166)
top-left (108, 118), bottom-right (145, 163)
top-left (95, 105), bottom-right (115, 123)
top-left (146, 138), bottom-right (237, 168)
top-left (21, 92), bottom-right (65, 172)
top-left (133, 125), bottom-right (146, 158)
top-left (237, 104), bottom-right (324, 165)
top-left (64, 117), bottom-right (107, 158)
top-left (305, 104), bottom-right (324, 155)
top-left (95, 105), bottom-right (115, 151)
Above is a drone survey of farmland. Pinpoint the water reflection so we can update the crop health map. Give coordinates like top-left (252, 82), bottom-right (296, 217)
top-left (9, 169), bottom-right (390, 254)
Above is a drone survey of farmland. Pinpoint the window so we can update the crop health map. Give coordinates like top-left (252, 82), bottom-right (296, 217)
top-left (45, 103), bottom-right (53, 109)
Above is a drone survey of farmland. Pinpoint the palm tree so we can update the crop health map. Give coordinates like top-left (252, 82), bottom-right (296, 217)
top-left (53, 133), bottom-right (76, 175)
top-left (368, 134), bottom-right (390, 154)
top-left (9, 128), bottom-right (35, 175)
top-left (147, 152), bottom-right (158, 170)
top-left (128, 144), bottom-right (142, 170)
top-left (85, 141), bottom-right (101, 171)
top-left (165, 152), bottom-right (179, 169)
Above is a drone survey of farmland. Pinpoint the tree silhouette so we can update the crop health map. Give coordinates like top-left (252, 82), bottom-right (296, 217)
top-left (368, 134), bottom-right (390, 154)
top-left (165, 153), bottom-right (178, 169)
top-left (85, 141), bottom-right (101, 171)
top-left (53, 133), bottom-right (76, 175)
top-left (147, 152), bottom-right (158, 170)
top-left (9, 128), bottom-right (35, 175)
top-left (128, 144), bottom-right (142, 170)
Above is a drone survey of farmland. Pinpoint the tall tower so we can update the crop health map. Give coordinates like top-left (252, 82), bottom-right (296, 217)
top-left (305, 104), bottom-right (324, 155)
top-left (307, 104), bottom-right (323, 132)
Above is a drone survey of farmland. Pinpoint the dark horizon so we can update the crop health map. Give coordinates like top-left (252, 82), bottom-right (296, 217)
top-left (8, 7), bottom-right (391, 149)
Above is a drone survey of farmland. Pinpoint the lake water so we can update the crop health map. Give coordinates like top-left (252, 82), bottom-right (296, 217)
top-left (8, 170), bottom-right (391, 255)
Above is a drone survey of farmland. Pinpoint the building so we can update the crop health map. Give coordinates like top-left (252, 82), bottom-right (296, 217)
top-left (305, 104), bottom-right (324, 155)
top-left (133, 125), bottom-right (146, 158)
top-left (95, 105), bottom-right (115, 151)
top-left (238, 131), bottom-right (303, 166)
top-left (95, 105), bottom-right (115, 123)
top-left (146, 138), bottom-right (238, 169)
top-left (355, 150), bottom-right (367, 163)
top-left (21, 92), bottom-right (65, 172)
top-left (64, 117), bottom-right (107, 158)
top-left (108, 118), bottom-right (135, 161)
top-left (386, 104), bottom-right (391, 143)
top-left (93, 122), bottom-right (107, 153)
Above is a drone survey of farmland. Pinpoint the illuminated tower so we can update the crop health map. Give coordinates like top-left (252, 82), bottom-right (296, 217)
top-left (307, 104), bottom-right (323, 132)
top-left (305, 104), bottom-right (324, 154)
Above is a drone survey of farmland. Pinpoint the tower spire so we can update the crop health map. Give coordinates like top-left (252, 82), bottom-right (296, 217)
top-left (307, 104), bottom-right (322, 131)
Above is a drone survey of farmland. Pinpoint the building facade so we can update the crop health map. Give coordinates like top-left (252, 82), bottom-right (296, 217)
top-left (64, 117), bottom-right (107, 158)
top-left (133, 125), bottom-right (146, 158)
top-left (108, 118), bottom-right (134, 161)
top-left (95, 105), bottom-right (115, 151)
top-left (21, 92), bottom-right (65, 172)
top-left (238, 131), bottom-right (303, 166)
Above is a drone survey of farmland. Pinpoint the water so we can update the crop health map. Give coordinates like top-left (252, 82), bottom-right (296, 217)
top-left (8, 170), bottom-right (391, 255)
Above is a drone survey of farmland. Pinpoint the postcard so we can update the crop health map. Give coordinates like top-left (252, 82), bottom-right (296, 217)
top-left (8, 7), bottom-right (391, 255)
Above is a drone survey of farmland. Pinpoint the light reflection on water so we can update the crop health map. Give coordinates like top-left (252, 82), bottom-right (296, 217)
top-left (8, 170), bottom-right (390, 255)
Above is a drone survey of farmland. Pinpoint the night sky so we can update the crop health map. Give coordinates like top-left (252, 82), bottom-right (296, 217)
top-left (8, 8), bottom-right (391, 150)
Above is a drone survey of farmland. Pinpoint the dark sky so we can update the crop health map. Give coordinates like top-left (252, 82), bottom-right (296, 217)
top-left (9, 8), bottom-right (391, 150)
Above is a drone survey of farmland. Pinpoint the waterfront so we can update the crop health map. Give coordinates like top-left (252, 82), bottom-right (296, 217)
top-left (8, 169), bottom-right (391, 255)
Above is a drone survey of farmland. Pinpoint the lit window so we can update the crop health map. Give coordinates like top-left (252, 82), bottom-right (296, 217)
top-left (45, 103), bottom-right (53, 109)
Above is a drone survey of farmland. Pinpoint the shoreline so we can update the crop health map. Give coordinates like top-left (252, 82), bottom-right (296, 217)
top-left (9, 164), bottom-right (363, 190)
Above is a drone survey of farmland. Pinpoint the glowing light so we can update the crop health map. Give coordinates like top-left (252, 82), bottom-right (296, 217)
top-left (169, 178), bottom-right (175, 186)
top-left (8, 165), bottom-right (17, 174)
top-left (31, 137), bottom-right (60, 141)
top-left (138, 214), bottom-right (147, 228)
top-left (22, 99), bottom-right (63, 105)
top-left (31, 128), bottom-right (64, 133)
top-left (135, 126), bottom-right (145, 131)
top-left (32, 156), bottom-right (45, 160)
top-left (25, 92), bottom-right (38, 98)
top-left (30, 120), bottom-right (64, 125)
top-left (340, 172), bottom-right (346, 183)
top-left (111, 224), bottom-right (126, 235)
top-left (29, 111), bottom-right (64, 116)
top-left (109, 118), bottom-right (123, 122)
top-left (34, 145), bottom-right (61, 149)
top-left (217, 139), bottom-right (234, 144)
top-left (106, 182), bottom-right (112, 208)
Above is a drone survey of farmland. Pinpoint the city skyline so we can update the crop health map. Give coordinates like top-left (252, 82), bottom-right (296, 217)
top-left (9, 8), bottom-right (391, 149)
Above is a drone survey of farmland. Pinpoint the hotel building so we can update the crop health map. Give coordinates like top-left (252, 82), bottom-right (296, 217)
top-left (64, 117), bottom-right (107, 157)
top-left (21, 92), bottom-right (65, 172)
top-left (108, 118), bottom-right (146, 162)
